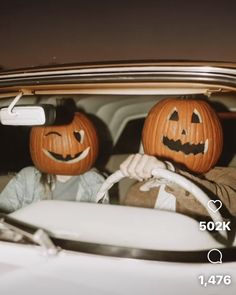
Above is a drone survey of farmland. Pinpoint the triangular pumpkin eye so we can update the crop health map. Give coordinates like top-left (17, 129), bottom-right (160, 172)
top-left (169, 110), bottom-right (179, 121)
top-left (191, 109), bottom-right (202, 123)
top-left (74, 130), bottom-right (85, 143)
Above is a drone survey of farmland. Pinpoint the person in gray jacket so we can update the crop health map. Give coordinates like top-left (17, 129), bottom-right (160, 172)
top-left (0, 112), bottom-right (107, 213)
top-left (0, 167), bottom-right (106, 213)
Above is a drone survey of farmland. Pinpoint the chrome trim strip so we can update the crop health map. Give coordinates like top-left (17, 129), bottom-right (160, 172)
top-left (1, 65), bottom-right (236, 79)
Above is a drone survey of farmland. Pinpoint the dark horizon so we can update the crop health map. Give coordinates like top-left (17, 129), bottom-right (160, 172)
top-left (1, 0), bottom-right (236, 70)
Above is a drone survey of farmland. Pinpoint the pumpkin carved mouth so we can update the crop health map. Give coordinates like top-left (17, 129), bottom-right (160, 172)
top-left (43, 147), bottom-right (90, 164)
top-left (162, 136), bottom-right (208, 155)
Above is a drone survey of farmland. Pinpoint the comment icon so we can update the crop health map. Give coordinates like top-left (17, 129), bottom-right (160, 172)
top-left (207, 249), bottom-right (223, 264)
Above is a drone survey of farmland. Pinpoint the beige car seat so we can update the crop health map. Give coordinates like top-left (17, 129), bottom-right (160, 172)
top-left (0, 174), bottom-right (15, 193)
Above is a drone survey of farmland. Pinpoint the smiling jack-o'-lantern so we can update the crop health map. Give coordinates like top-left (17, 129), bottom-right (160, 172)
top-left (30, 112), bottom-right (99, 175)
top-left (142, 98), bottom-right (223, 173)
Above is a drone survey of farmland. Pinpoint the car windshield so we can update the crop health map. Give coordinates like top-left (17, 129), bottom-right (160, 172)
top-left (0, 67), bottom-right (236, 263)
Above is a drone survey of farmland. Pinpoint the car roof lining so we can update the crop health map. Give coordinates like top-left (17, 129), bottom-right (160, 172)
top-left (0, 81), bottom-right (235, 97)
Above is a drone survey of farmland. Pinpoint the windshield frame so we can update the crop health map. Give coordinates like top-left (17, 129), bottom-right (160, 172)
top-left (1, 212), bottom-right (236, 263)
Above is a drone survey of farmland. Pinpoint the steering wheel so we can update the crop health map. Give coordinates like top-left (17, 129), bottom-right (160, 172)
top-left (96, 168), bottom-right (227, 239)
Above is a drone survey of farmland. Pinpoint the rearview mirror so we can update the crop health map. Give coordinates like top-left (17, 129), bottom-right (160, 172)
top-left (0, 104), bottom-right (56, 126)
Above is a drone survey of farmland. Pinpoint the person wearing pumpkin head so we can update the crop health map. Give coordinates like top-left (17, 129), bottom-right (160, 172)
top-left (120, 98), bottom-right (236, 220)
top-left (0, 112), bottom-right (108, 213)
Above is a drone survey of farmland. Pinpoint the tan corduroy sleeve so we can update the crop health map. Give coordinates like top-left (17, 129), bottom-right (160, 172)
top-left (123, 167), bottom-right (236, 219)
top-left (176, 167), bottom-right (236, 218)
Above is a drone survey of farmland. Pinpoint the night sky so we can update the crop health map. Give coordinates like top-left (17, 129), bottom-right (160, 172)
top-left (1, 0), bottom-right (236, 70)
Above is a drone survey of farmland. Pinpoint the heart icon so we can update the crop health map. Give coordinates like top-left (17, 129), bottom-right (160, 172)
top-left (207, 200), bottom-right (222, 213)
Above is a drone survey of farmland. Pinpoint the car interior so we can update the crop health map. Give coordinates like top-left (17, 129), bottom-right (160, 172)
top-left (0, 92), bottom-right (235, 206)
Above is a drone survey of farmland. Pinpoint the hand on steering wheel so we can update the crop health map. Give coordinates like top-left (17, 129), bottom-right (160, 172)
top-left (96, 154), bottom-right (227, 239)
top-left (120, 154), bottom-right (168, 181)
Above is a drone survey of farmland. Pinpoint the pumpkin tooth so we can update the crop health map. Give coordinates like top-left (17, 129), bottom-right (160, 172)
top-left (204, 139), bottom-right (209, 154)
top-left (69, 147), bottom-right (90, 164)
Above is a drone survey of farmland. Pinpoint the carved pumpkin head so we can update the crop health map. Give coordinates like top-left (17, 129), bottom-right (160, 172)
top-left (142, 98), bottom-right (223, 173)
top-left (30, 112), bottom-right (99, 175)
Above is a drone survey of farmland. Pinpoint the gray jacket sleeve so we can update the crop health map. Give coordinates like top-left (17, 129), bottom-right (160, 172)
top-left (78, 169), bottom-right (108, 203)
top-left (0, 167), bottom-right (42, 213)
